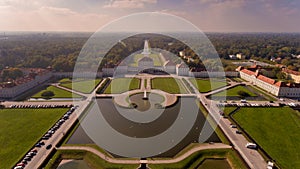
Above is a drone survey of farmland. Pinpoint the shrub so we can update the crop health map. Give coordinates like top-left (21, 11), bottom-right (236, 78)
top-left (41, 90), bottom-right (55, 98)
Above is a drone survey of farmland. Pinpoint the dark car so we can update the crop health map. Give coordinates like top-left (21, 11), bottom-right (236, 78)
top-left (236, 130), bottom-right (242, 134)
top-left (46, 144), bottom-right (52, 150)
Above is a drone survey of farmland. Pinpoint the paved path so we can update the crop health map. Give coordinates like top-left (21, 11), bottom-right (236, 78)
top-left (53, 83), bottom-right (88, 97)
top-left (204, 82), bottom-right (240, 96)
top-left (106, 89), bottom-right (178, 108)
top-left (59, 143), bottom-right (231, 164)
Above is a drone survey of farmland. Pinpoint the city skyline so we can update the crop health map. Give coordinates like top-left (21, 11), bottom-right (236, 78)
top-left (0, 0), bottom-right (300, 32)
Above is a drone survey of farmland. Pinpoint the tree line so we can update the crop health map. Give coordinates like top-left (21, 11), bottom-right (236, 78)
top-left (0, 32), bottom-right (299, 72)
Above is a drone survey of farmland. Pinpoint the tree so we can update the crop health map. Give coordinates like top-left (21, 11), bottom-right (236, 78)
top-left (41, 91), bottom-right (55, 98)
top-left (237, 90), bottom-right (250, 98)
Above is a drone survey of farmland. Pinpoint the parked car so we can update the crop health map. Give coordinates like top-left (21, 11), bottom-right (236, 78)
top-left (46, 144), bottom-right (52, 150)
top-left (236, 130), bottom-right (242, 134)
top-left (230, 125), bottom-right (237, 128)
top-left (245, 142), bottom-right (257, 149)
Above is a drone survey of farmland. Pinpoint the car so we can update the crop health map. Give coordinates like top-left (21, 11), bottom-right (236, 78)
top-left (21, 160), bottom-right (27, 164)
top-left (236, 130), bottom-right (242, 134)
top-left (14, 166), bottom-right (23, 169)
top-left (16, 163), bottom-right (25, 167)
top-left (41, 136), bottom-right (49, 140)
top-left (230, 125), bottom-right (237, 128)
top-left (46, 144), bottom-right (52, 150)
top-left (23, 157), bottom-right (31, 161)
top-left (35, 143), bottom-right (41, 147)
top-left (245, 142), bottom-right (257, 149)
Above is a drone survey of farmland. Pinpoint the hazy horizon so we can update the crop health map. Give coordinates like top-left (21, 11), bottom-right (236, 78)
top-left (0, 0), bottom-right (300, 33)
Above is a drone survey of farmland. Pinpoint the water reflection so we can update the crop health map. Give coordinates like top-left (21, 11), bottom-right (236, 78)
top-left (67, 97), bottom-right (221, 157)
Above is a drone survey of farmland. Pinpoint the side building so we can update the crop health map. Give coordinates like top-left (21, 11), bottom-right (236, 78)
top-left (0, 68), bottom-right (52, 99)
top-left (237, 66), bottom-right (300, 97)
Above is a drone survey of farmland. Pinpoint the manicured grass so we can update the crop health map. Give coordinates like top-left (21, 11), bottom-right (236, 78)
top-left (60, 79), bottom-right (102, 94)
top-left (104, 78), bottom-right (140, 94)
top-left (45, 149), bottom-right (139, 169)
top-left (45, 148), bottom-right (246, 169)
top-left (233, 107), bottom-right (300, 169)
top-left (0, 108), bottom-right (68, 169)
top-left (212, 85), bottom-right (257, 97)
top-left (149, 149), bottom-right (247, 169)
top-left (151, 77), bottom-right (188, 94)
top-left (59, 78), bottom-right (72, 83)
top-left (248, 85), bottom-right (277, 101)
top-left (32, 86), bottom-right (82, 98)
top-left (190, 78), bottom-right (228, 93)
top-left (129, 53), bottom-right (163, 66)
top-left (223, 107), bottom-right (238, 116)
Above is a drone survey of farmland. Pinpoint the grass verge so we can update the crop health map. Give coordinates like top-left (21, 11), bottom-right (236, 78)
top-left (32, 86), bottom-right (82, 98)
top-left (189, 78), bottom-right (228, 93)
top-left (59, 79), bottom-right (102, 94)
top-left (0, 108), bottom-right (68, 169)
top-left (151, 77), bottom-right (188, 94)
top-left (232, 107), bottom-right (300, 169)
top-left (104, 78), bottom-right (140, 94)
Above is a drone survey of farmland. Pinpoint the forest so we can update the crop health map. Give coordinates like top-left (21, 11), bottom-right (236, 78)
top-left (0, 32), bottom-right (300, 72)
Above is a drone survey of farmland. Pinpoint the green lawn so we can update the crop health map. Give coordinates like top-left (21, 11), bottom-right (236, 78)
top-left (59, 79), bottom-right (102, 94)
top-left (233, 107), bottom-right (300, 169)
top-left (32, 86), bottom-right (82, 98)
top-left (223, 107), bottom-right (238, 116)
top-left (0, 108), bottom-right (68, 169)
top-left (212, 85), bottom-right (257, 97)
top-left (149, 149), bottom-right (247, 169)
top-left (190, 78), bottom-right (228, 93)
top-left (129, 53), bottom-right (163, 66)
top-left (104, 78), bottom-right (140, 94)
top-left (151, 77), bottom-right (188, 94)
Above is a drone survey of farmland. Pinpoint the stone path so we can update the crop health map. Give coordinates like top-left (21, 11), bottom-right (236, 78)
top-left (59, 143), bottom-right (231, 164)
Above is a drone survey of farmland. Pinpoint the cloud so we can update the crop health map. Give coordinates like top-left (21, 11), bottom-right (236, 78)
top-left (0, 5), bottom-right (113, 31)
top-left (103, 0), bottom-right (157, 9)
top-left (39, 6), bottom-right (77, 15)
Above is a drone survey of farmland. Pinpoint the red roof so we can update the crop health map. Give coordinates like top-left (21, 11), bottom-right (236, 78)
top-left (257, 75), bottom-right (275, 84)
top-left (283, 68), bottom-right (300, 75)
top-left (274, 81), bottom-right (287, 87)
top-left (241, 69), bottom-right (256, 76)
top-left (236, 66), bottom-right (243, 71)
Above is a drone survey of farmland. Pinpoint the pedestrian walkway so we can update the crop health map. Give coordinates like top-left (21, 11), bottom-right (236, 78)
top-left (58, 143), bottom-right (231, 164)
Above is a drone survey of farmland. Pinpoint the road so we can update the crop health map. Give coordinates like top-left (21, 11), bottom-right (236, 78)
top-left (59, 143), bottom-right (231, 164)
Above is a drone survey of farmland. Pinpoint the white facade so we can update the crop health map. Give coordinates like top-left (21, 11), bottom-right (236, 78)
top-left (0, 71), bottom-right (52, 99)
top-left (239, 68), bottom-right (300, 97)
top-left (176, 63), bottom-right (189, 76)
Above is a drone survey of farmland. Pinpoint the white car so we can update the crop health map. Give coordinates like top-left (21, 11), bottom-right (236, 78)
top-left (245, 142), bottom-right (257, 149)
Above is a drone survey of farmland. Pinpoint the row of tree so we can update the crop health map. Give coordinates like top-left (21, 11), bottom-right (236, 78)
top-left (0, 32), bottom-right (300, 72)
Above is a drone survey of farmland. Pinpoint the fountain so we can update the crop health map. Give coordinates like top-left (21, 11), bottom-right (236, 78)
top-left (142, 90), bottom-right (148, 100)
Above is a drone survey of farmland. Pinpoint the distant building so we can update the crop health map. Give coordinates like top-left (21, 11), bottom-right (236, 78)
top-left (282, 68), bottom-right (300, 83)
top-left (0, 68), bottom-right (51, 99)
top-left (138, 57), bottom-right (154, 69)
top-left (179, 51), bottom-right (185, 57)
top-left (237, 66), bottom-right (300, 97)
top-left (163, 60), bottom-right (176, 74)
top-left (229, 55), bottom-right (237, 59)
top-left (176, 62), bottom-right (189, 76)
top-left (236, 53), bottom-right (245, 60)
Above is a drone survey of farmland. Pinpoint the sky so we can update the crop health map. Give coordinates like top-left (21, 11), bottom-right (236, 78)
top-left (0, 0), bottom-right (299, 32)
